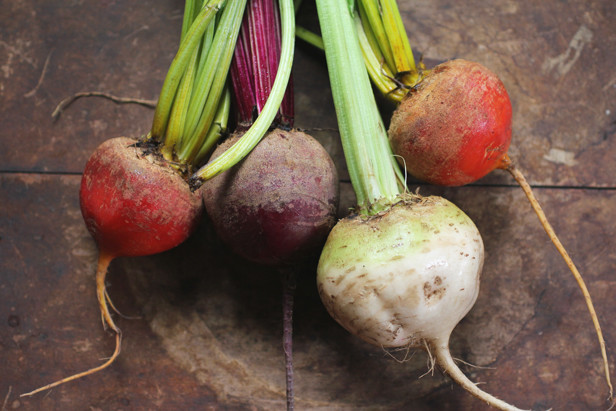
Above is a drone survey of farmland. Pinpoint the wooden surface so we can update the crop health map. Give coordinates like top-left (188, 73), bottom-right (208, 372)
top-left (1, 0), bottom-right (615, 410)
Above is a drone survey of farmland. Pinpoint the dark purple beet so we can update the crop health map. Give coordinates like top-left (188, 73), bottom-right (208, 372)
top-left (201, 128), bottom-right (339, 266)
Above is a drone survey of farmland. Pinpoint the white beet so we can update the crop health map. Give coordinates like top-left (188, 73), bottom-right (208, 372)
top-left (317, 194), bottom-right (527, 411)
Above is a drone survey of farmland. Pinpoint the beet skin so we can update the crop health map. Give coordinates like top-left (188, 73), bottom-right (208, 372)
top-left (80, 137), bottom-right (203, 258)
top-left (388, 59), bottom-right (512, 186)
top-left (202, 129), bottom-right (339, 266)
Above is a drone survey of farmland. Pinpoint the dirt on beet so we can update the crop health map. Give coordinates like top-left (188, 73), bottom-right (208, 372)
top-left (388, 59), bottom-right (512, 186)
top-left (201, 129), bottom-right (339, 265)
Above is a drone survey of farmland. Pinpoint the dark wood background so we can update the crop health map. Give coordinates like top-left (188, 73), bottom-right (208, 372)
top-left (1, 0), bottom-right (615, 410)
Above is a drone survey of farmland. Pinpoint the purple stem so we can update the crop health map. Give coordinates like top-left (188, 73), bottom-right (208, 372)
top-left (281, 268), bottom-right (296, 411)
top-left (271, 2), bottom-right (294, 126)
top-left (249, 0), bottom-right (270, 113)
top-left (230, 0), bottom-right (294, 128)
top-left (230, 29), bottom-right (255, 128)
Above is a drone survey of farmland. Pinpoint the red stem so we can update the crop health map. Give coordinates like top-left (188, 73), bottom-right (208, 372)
top-left (230, 30), bottom-right (256, 128)
top-left (230, 0), bottom-right (294, 128)
top-left (282, 268), bottom-right (296, 411)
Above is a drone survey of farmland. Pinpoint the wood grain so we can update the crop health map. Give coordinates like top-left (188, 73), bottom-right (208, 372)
top-left (1, 0), bottom-right (614, 410)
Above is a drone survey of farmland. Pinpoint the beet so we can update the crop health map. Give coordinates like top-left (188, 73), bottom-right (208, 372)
top-left (80, 136), bottom-right (203, 338)
top-left (202, 129), bottom-right (339, 266)
top-left (80, 137), bottom-right (203, 258)
top-left (388, 58), bottom-right (613, 403)
top-left (21, 136), bottom-right (204, 397)
top-left (388, 59), bottom-right (512, 186)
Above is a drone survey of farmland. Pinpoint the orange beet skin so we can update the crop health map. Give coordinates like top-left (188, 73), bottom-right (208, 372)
top-left (388, 59), bottom-right (512, 186)
top-left (80, 137), bottom-right (203, 258)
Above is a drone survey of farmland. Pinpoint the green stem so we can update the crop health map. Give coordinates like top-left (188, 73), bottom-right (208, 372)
top-left (181, 0), bottom-right (201, 41)
top-left (357, 0), bottom-right (396, 73)
top-left (160, 49), bottom-right (199, 160)
top-left (295, 22), bottom-right (407, 103)
top-left (193, 85), bottom-right (232, 165)
top-left (150, 0), bottom-right (224, 152)
top-left (295, 25), bottom-right (324, 50)
top-left (182, 21), bottom-right (216, 140)
top-left (316, 0), bottom-right (401, 214)
top-left (379, 0), bottom-right (417, 80)
top-left (176, 0), bottom-right (246, 164)
top-left (356, 0), bottom-right (418, 102)
top-left (354, 13), bottom-right (405, 101)
top-left (192, 0), bottom-right (296, 182)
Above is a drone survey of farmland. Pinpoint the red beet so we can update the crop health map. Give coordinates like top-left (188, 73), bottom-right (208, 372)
top-left (22, 137), bottom-right (203, 397)
top-left (80, 137), bottom-right (203, 258)
top-left (81, 136), bottom-right (203, 334)
top-left (388, 59), bottom-right (512, 186)
top-left (202, 129), bottom-right (339, 266)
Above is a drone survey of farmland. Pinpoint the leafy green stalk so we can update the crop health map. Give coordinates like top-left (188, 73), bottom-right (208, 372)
top-left (149, 0), bottom-right (247, 167)
top-left (150, 0), bottom-right (224, 147)
top-left (175, 0), bottom-right (246, 164)
top-left (162, 50), bottom-right (199, 160)
top-left (354, 13), bottom-right (405, 101)
top-left (296, 0), bottom-right (418, 103)
top-left (356, 0), bottom-right (396, 72)
top-left (315, 0), bottom-right (403, 215)
top-left (377, 0), bottom-right (416, 79)
top-left (181, 21), bottom-right (216, 139)
top-left (356, 0), bottom-right (419, 103)
top-left (181, 0), bottom-right (202, 40)
top-left (295, 25), bottom-right (324, 49)
top-left (192, 86), bottom-right (232, 164)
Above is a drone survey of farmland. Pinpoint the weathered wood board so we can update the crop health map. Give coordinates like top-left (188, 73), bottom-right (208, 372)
top-left (1, 0), bottom-right (615, 410)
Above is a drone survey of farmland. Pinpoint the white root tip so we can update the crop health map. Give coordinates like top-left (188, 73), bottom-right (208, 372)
top-left (432, 342), bottom-right (530, 411)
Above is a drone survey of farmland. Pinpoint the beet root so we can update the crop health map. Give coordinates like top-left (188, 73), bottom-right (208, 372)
top-left (388, 59), bottom-right (512, 186)
top-left (202, 129), bottom-right (339, 266)
top-left (81, 136), bottom-right (203, 336)
top-left (80, 137), bottom-right (203, 258)
top-left (80, 135), bottom-right (203, 332)
top-left (21, 136), bottom-right (204, 397)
